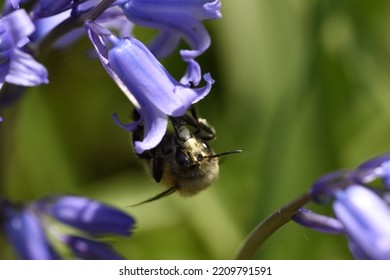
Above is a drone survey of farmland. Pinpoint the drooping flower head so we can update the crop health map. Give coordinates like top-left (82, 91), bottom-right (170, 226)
top-left (0, 9), bottom-right (48, 90)
top-left (1, 195), bottom-right (135, 259)
top-left (293, 153), bottom-right (390, 259)
top-left (118, 0), bottom-right (222, 61)
top-left (85, 21), bottom-right (214, 153)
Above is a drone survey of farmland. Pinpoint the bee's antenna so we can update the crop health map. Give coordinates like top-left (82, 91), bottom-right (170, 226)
top-left (206, 149), bottom-right (242, 159)
top-left (129, 186), bottom-right (178, 207)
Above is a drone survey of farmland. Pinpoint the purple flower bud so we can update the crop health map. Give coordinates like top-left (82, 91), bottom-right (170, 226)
top-left (292, 208), bottom-right (344, 234)
top-left (46, 195), bottom-right (135, 236)
top-left (63, 235), bottom-right (123, 260)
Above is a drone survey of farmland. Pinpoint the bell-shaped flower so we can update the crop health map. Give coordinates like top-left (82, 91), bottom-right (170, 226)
top-left (40, 195), bottom-right (135, 236)
top-left (333, 185), bottom-right (390, 259)
top-left (118, 0), bottom-right (221, 60)
top-left (0, 9), bottom-right (48, 89)
top-left (85, 21), bottom-right (214, 153)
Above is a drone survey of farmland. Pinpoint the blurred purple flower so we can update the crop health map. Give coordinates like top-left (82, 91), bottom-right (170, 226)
top-left (1, 196), bottom-right (135, 259)
top-left (3, 202), bottom-right (59, 259)
top-left (41, 195), bottom-right (135, 236)
top-left (294, 153), bottom-right (390, 259)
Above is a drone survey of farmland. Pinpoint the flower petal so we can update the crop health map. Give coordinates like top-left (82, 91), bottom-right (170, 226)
top-left (292, 208), bottom-right (344, 234)
top-left (1, 9), bottom-right (34, 47)
top-left (5, 49), bottom-right (48, 87)
top-left (134, 106), bottom-right (167, 154)
top-left (333, 185), bottom-right (390, 259)
top-left (148, 30), bottom-right (181, 59)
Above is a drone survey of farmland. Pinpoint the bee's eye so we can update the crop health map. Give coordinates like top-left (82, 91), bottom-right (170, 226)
top-left (176, 150), bottom-right (191, 167)
top-left (202, 141), bottom-right (211, 153)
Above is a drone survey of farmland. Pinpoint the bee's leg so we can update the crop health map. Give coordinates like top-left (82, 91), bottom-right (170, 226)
top-left (150, 149), bottom-right (164, 183)
top-left (183, 106), bottom-right (216, 141)
top-left (150, 134), bottom-right (174, 183)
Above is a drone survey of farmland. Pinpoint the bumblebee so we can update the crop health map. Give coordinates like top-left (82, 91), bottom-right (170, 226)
top-left (133, 108), bottom-right (241, 204)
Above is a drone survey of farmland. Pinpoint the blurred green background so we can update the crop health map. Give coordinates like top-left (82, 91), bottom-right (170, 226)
top-left (2, 0), bottom-right (390, 259)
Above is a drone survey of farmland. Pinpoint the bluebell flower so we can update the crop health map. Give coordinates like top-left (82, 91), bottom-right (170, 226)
top-left (293, 154), bottom-right (390, 259)
top-left (0, 9), bottom-right (48, 90)
top-left (85, 21), bottom-right (214, 153)
top-left (1, 195), bottom-right (135, 259)
top-left (118, 0), bottom-right (222, 60)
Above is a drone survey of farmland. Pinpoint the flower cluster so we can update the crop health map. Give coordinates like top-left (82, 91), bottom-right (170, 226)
top-left (1, 195), bottom-right (135, 259)
top-left (292, 153), bottom-right (390, 259)
top-left (0, 0), bottom-right (220, 152)
top-left (0, 0), bottom-right (220, 259)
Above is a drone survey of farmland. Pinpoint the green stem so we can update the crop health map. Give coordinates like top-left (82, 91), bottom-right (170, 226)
top-left (235, 192), bottom-right (312, 259)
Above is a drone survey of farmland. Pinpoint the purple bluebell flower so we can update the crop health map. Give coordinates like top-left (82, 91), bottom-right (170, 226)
top-left (1, 196), bottom-right (135, 259)
top-left (0, 9), bottom-right (48, 89)
top-left (85, 21), bottom-right (214, 153)
top-left (41, 195), bottom-right (135, 236)
top-left (118, 0), bottom-right (222, 60)
top-left (294, 153), bottom-right (390, 259)
top-left (333, 185), bottom-right (390, 259)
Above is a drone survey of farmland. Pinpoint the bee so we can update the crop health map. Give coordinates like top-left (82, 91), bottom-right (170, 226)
top-left (132, 107), bottom-right (241, 205)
